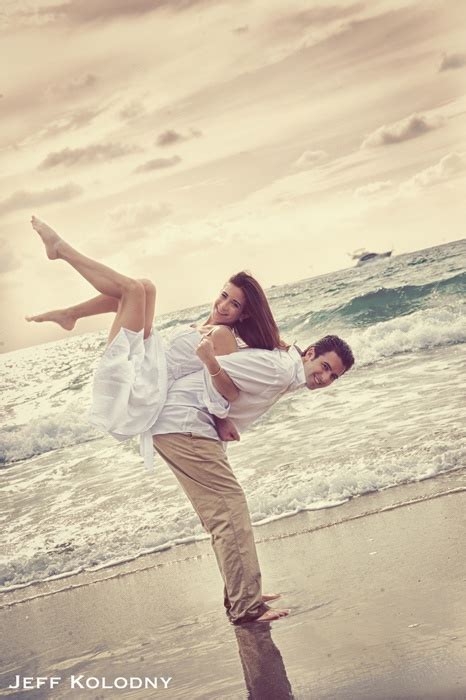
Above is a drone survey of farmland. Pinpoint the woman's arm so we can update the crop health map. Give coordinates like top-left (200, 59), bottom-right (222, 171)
top-left (196, 330), bottom-right (240, 402)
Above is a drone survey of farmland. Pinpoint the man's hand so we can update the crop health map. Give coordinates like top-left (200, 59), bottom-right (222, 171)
top-left (215, 417), bottom-right (240, 442)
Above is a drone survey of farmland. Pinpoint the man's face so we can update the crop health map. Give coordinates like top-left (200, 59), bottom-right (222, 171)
top-left (303, 348), bottom-right (346, 390)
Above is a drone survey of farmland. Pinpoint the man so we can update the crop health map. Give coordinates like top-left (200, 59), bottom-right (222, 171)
top-left (150, 335), bottom-right (354, 624)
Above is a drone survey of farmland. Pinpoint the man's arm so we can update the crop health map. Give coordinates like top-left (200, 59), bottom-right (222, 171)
top-left (199, 339), bottom-right (293, 403)
top-left (199, 342), bottom-right (294, 441)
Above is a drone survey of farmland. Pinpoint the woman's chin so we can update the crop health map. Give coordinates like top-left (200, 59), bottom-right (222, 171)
top-left (213, 314), bottom-right (232, 325)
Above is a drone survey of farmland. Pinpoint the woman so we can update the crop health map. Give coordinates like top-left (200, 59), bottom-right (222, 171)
top-left (27, 216), bottom-right (284, 456)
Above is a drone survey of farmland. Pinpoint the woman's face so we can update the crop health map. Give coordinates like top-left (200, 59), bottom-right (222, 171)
top-left (210, 282), bottom-right (246, 325)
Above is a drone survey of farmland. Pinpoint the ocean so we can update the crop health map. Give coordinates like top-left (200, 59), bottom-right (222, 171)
top-left (1, 239), bottom-right (465, 593)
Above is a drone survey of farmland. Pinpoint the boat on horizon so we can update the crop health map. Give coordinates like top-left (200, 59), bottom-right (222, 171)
top-left (351, 249), bottom-right (393, 266)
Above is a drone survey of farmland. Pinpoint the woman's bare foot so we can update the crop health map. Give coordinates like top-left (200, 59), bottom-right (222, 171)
top-left (31, 216), bottom-right (62, 260)
top-left (254, 607), bottom-right (290, 622)
top-left (25, 309), bottom-right (76, 331)
top-left (261, 593), bottom-right (281, 603)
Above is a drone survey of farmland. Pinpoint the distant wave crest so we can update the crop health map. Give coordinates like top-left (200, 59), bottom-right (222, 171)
top-left (349, 305), bottom-right (466, 366)
top-left (342, 271), bottom-right (464, 323)
top-left (302, 271), bottom-right (466, 328)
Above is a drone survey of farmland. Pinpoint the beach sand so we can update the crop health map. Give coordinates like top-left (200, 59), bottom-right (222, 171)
top-left (1, 469), bottom-right (465, 700)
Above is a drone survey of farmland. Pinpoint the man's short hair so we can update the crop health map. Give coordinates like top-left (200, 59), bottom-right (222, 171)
top-left (302, 335), bottom-right (355, 372)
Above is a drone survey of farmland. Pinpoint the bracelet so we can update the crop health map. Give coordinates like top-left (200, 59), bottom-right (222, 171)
top-left (209, 366), bottom-right (222, 377)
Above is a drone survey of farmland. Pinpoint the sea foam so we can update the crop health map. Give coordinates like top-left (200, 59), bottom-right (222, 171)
top-left (0, 404), bottom-right (101, 465)
top-left (346, 305), bottom-right (466, 367)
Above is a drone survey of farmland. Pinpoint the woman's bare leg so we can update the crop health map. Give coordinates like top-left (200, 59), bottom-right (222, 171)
top-left (140, 279), bottom-right (156, 338)
top-left (108, 279), bottom-right (155, 342)
top-left (26, 295), bottom-right (118, 331)
top-left (31, 216), bottom-right (136, 298)
top-left (25, 279), bottom-right (155, 337)
top-left (104, 285), bottom-right (145, 345)
top-left (30, 217), bottom-right (154, 343)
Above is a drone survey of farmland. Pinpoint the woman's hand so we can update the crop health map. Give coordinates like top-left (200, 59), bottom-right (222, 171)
top-left (197, 331), bottom-right (240, 402)
top-left (196, 335), bottom-right (217, 368)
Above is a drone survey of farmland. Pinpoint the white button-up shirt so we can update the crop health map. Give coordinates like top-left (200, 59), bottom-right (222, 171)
top-left (150, 345), bottom-right (306, 440)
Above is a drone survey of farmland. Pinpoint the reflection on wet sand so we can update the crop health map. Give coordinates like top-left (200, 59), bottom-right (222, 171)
top-left (234, 623), bottom-right (294, 699)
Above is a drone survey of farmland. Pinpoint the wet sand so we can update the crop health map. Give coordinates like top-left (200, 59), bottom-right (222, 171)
top-left (1, 470), bottom-right (466, 699)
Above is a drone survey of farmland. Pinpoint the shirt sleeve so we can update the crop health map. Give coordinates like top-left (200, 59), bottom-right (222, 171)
top-left (203, 349), bottom-right (293, 404)
top-left (202, 375), bottom-right (230, 418)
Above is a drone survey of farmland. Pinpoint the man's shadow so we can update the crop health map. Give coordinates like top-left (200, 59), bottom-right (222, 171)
top-left (233, 623), bottom-right (294, 699)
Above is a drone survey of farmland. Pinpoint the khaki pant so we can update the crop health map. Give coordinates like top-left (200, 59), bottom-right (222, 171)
top-left (153, 433), bottom-right (269, 623)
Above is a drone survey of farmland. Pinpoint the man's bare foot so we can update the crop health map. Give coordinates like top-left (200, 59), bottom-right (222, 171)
top-left (261, 593), bottom-right (281, 603)
top-left (25, 309), bottom-right (76, 331)
top-left (254, 607), bottom-right (290, 622)
top-left (31, 216), bottom-right (62, 260)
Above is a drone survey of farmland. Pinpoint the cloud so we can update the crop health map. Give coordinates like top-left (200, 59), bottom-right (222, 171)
top-left (0, 239), bottom-right (21, 273)
top-left (157, 130), bottom-right (183, 146)
top-left (108, 202), bottom-right (171, 227)
top-left (354, 181), bottom-right (392, 198)
top-left (119, 101), bottom-right (146, 121)
top-left (405, 153), bottom-right (466, 189)
top-left (439, 52), bottom-right (466, 72)
top-left (106, 202), bottom-right (172, 240)
top-left (31, 107), bottom-right (104, 143)
top-left (156, 128), bottom-right (202, 146)
top-left (61, 108), bottom-right (101, 129)
top-left (135, 155), bottom-right (181, 173)
top-left (362, 113), bottom-right (443, 148)
top-left (39, 143), bottom-right (138, 169)
top-left (45, 73), bottom-right (98, 97)
top-left (293, 150), bottom-right (328, 169)
top-left (37, 0), bottom-right (212, 23)
top-left (270, 3), bottom-right (364, 36)
top-left (0, 183), bottom-right (82, 216)
top-left (131, 220), bottom-right (219, 262)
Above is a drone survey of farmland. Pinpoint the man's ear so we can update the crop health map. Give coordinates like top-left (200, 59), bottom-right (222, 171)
top-left (304, 346), bottom-right (316, 361)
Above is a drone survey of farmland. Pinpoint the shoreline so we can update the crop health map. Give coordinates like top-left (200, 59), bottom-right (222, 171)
top-left (2, 467), bottom-right (465, 608)
top-left (1, 471), bottom-right (465, 698)
top-left (1, 471), bottom-right (466, 699)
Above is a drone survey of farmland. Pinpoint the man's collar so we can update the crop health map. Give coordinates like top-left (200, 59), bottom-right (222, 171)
top-left (287, 345), bottom-right (306, 389)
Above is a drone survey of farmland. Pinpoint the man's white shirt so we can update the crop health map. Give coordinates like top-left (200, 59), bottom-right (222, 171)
top-left (150, 345), bottom-right (306, 440)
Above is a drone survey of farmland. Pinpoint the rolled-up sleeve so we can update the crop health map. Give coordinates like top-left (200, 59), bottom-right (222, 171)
top-left (202, 371), bottom-right (230, 418)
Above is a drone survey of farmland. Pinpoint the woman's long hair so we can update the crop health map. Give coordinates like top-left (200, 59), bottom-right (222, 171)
top-left (229, 271), bottom-right (287, 351)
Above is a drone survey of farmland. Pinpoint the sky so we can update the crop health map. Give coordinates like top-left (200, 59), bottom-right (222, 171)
top-left (1, 0), bottom-right (465, 352)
